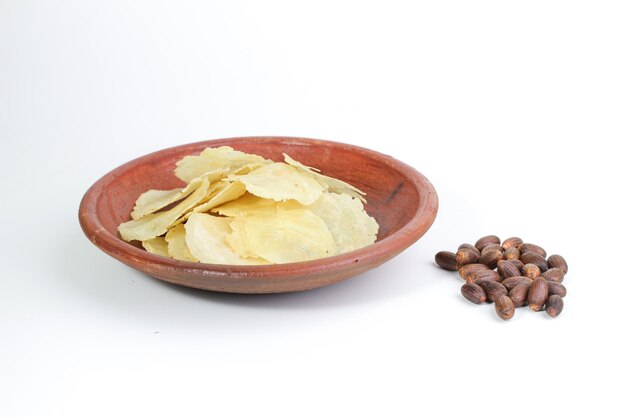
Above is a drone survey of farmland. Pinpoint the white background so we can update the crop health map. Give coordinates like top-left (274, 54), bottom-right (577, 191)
top-left (1, 1), bottom-right (625, 416)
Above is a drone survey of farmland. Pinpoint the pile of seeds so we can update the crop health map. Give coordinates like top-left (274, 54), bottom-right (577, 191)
top-left (435, 235), bottom-right (568, 320)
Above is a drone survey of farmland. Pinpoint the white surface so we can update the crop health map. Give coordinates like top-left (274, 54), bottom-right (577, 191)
top-left (1, 1), bottom-right (625, 416)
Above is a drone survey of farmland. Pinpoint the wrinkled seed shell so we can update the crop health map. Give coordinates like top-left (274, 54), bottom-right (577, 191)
top-left (547, 281), bottom-right (567, 297)
top-left (497, 260), bottom-right (521, 279)
top-left (470, 270), bottom-right (502, 284)
top-left (519, 243), bottom-right (547, 258)
top-left (528, 277), bottom-right (549, 311)
top-left (543, 268), bottom-right (565, 283)
top-left (479, 250), bottom-right (504, 269)
top-left (509, 259), bottom-right (524, 270)
top-left (461, 283), bottom-right (487, 304)
top-left (508, 283), bottom-right (530, 307)
top-left (547, 254), bottom-right (568, 274)
top-left (521, 263), bottom-right (542, 279)
top-left (458, 243), bottom-right (481, 257)
top-left (456, 248), bottom-right (480, 266)
top-left (458, 263), bottom-right (491, 279)
top-left (495, 296), bottom-right (515, 320)
top-left (503, 247), bottom-right (521, 260)
top-left (502, 237), bottom-right (523, 251)
top-left (477, 280), bottom-right (508, 302)
top-left (435, 251), bottom-right (458, 271)
top-left (501, 276), bottom-right (532, 291)
top-left (520, 252), bottom-right (549, 272)
top-left (475, 235), bottom-right (501, 251)
top-left (546, 295), bottom-right (564, 318)
top-left (481, 243), bottom-right (503, 254)
top-left (438, 240), bottom-right (568, 320)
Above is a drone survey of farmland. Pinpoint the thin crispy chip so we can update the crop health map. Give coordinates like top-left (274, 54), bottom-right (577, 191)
top-left (174, 146), bottom-right (270, 183)
top-left (215, 192), bottom-right (378, 254)
top-left (228, 162), bottom-right (324, 205)
top-left (192, 181), bottom-right (246, 213)
top-left (130, 168), bottom-right (228, 220)
top-left (118, 179), bottom-right (211, 242)
top-left (165, 224), bottom-right (197, 262)
top-left (126, 146), bottom-right (379, 265)
top-left (169, 181), bottom-right (247, 227)
top-left (211, 193), bottom-right (278, 217)
top-left (131, 188), bottom-right (185, 220)
top-left (204, 179), bottom-right (229, 200)
top-left (226, 207), bottom-right (335, 263)
top-left (166, 184), bottom-right (226, 229)
top-left (142, 237), bottom-right (170, 257)
top-left (185, 213), bottom-right (267, 265)
top-left (230, 163), bottom-right (266, 175)
top-left (308, 192), bottom-right (378, 254)
top-left (283, 154), bottom-right (366, 202)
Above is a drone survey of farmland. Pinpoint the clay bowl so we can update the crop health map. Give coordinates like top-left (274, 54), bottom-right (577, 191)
top-left (79, 136), bottom-right (438, 293)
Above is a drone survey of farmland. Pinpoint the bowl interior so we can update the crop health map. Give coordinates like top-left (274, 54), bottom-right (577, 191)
top-left (97, 138), bottom-right (422, 244)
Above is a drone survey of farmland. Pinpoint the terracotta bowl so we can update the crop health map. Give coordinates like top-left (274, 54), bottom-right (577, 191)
top-left (79, 137), bottom-right (438, 293)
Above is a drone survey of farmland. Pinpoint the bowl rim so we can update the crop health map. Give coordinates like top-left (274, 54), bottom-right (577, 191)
top-left (79, 136), bottom-right (438, 279)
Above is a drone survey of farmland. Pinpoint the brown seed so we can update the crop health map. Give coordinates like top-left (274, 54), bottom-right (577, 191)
top-left (546, 295), bottom-right (564, 318)
top-left (456, 248), bottom-right (480, 266)
top-left (435, 251), bottom-right (458, 271)
top-left (502, 237), bottom-right (523, 251)
top-left (542, 268), bottom-right (565, 283)
top-left (477, 280), bottom-right (508, 302)
top-left (521, 263), bottom-right (541, 279)
top-left (509, 259), bottom-right (524, 270)
top-left (547, 254), bottom-right (568, 274)
top-left (519, 243), bottom-right (547, 258)
top-left (503, 247), bottom-right (521, 260)
top-left (497, 260), bottom-right (521, 279)
top-left (547, 281), bottom-right (567, 298)
top-left (508, 283), bottom-right (530, 307)
top-left (482, 243), bottom-right (503, 254)
top-left (461, 283), bottom-right (487, 304)
top-left (458, 243), bottom-right (481, 258)
top-left (479, 250), bottom-right (504, 269)
top-left (495, 296), bottom-right (515, 320)
top-left (469, 270), bottom-right (502, 284)
top-left (475, 235), bottom-right (501, 251)
top-left (528, 277), bottom-right (549, 311)
top-left (501, 276), bottom-right (532, 291)
top-left (458, 263), bottom-right (491, 280)
top-left (520, 252), bottom-right (548, 272)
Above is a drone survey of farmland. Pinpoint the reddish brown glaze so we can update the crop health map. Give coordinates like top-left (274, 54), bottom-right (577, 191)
top-left (79, 136), bottom-right (438, 293)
